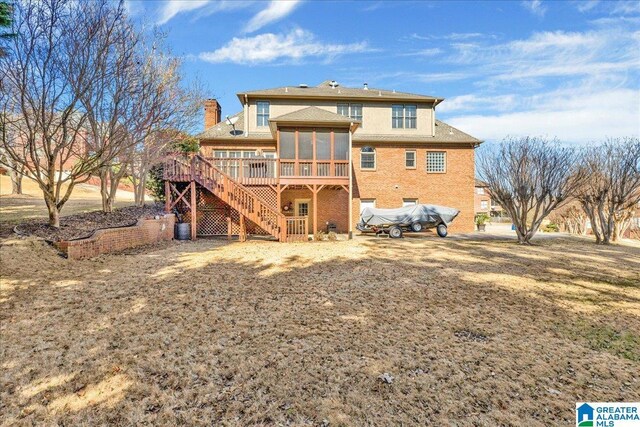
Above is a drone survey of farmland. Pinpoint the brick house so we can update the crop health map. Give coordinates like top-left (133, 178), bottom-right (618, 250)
top-left (164, 80), bottom-right (482, 241)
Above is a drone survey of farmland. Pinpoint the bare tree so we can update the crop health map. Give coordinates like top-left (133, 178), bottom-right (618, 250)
top-left (0, 0), bottom-right (125, 227)
top-left (576, 138), bottom-right (640, 244)
top-left (73, 1), bottom-right (140, 212)
top-left (478, 137), bottom-right (584, 244)
top-left (125, 45), bottom-right (204, 207)
top-left (550, 202), bottom-right (587, 235)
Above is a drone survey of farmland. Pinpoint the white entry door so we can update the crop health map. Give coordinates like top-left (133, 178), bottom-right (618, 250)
top-left (295, 199), bottom-right (311, 231)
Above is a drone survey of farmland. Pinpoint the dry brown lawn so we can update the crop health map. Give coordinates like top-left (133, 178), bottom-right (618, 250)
top-left (1, 233), bottom-right (639, 426)
top-left (0, 175), bottom-right (136, 228)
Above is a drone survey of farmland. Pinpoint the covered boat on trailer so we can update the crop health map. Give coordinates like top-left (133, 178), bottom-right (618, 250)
top-left (356, 204), bottom-right (460, 238)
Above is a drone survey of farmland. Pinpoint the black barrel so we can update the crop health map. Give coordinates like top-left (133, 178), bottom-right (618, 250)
top-left (175, 223), bottom-right (191, 240)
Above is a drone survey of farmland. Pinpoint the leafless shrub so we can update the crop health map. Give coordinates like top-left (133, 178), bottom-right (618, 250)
top-left (478, 137), bottom-right (584, 244)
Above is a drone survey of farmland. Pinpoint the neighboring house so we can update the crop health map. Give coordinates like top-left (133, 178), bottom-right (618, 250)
top-left (474, 178), bottom-right (506, 217)
top-left (474, 179), bottom-right (491, 215)
top-left (165, 80), bottom-right (482, 240)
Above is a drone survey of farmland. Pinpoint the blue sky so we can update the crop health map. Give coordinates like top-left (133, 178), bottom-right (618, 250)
top-left (125, 0), bottom-right (640, 143)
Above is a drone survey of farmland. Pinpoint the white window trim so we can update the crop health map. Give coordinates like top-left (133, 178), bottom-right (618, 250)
top-left (426, 151), bottom-right (447, 173)
top-left (405, 150), bottom-right (416, 169)
top-left (392, 104), bottom-right (417, 129)
top-left (360, 147), bottom-right (376, 171)
top-left (256, 101), bottom-right (270, 128)
top-left (360, 199), bottom-right (376, 214)
top-left (402, 198), bottom-right (418, 207)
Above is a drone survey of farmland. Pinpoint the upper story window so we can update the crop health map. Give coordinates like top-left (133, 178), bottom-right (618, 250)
top-left (337, 103), bottom-right (363, 122)
top-left (257, 101), bottom-right (270, 127)
top-left (477, 187), bottom-right (485, 195)
top-left (405, 150), bottom-right (416, 169)
top-left (360, 146), bottom-right (376, 170)
top-left (427, 151), bottom-right (446, 173)
top-left (392, 104), bottom-right (417, 129)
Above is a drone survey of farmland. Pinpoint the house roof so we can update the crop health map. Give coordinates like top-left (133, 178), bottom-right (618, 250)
top-left (270, 106), bottom-right (357, 124)
top-left (238, 80), bottom-right (444, 104)
top-left (475, 178), bottom-right (488, 187)
top-left (197, 111), bottom-right (273, 140)
top-left (198, 112), bottom-right (481, 145)
top-left (352, 120), bottom-right (482, 144)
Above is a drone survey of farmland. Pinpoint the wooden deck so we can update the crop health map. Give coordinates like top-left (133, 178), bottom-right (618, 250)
top-left (164, 154), bottom-right (310, 242)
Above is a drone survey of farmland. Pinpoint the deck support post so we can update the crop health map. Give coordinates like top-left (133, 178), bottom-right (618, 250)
top-left (190, 181), bottom-right (197, 240)
top-left (312, 184), bottom-right (318, 235)
top-left (239, 214), bottom-right (246, 242)
top-left (164, 181), bottom-right (171, 213)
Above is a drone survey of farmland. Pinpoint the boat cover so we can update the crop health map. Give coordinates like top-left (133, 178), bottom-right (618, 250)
top-left (358, 204), bottom-right (460, 227)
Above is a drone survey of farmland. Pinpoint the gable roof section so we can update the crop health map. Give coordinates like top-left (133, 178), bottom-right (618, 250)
top-left (352, 120), bottom-right (482, 144)
top-left (271, 106), bottom-right (357, 124)
top-left (197, 111), bottom-right (272, 141)
top-left (198, 112), bottom-right (481, 145)
top-left (239, 81), bottom-right (443, 104)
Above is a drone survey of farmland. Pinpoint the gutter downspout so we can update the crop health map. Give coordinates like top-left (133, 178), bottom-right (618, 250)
top-left (348, 123), bottom-right (354, 239)
top-left (244, 94), bottom-right (249, 138)
top-left (432, 101), bottom-right (436, 137)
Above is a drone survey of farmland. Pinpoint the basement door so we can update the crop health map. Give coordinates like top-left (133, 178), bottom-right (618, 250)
top-left (294, 199), bottom-right (311, 232)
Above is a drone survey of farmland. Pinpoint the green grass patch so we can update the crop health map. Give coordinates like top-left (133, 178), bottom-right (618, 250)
top-left (563, 321), bottom-right (640, 362)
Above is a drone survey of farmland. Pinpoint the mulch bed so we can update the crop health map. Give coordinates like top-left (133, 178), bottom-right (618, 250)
top-left (14, 204), bottom-right (165, 242)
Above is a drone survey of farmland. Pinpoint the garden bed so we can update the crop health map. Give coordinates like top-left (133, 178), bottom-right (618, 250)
top-left (14, 204), bottom-right (165, 242)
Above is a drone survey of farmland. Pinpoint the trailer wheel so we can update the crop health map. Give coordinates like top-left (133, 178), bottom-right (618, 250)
top-left (389, 226), bottom-right (403, 239)
top-left (436, 224), bottom-right (448, 238)
top-left (410, 222), bottom-right (423, 232)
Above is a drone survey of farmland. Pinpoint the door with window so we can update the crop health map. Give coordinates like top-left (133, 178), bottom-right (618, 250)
top-left (295, 199), bottom-right (311, 232)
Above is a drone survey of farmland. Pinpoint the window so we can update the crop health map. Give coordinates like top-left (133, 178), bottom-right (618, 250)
top-left (392, 104), bottom-right (417, 129)
top-left (405, 150), bottom-right (416, 169)
top-left (392, 105), bottom-right (404, 129)
top-left (334, 131), bottom-right (349, 160)
top-left (280, 130), bottom-right (295, 159)
top-left (360, 146), bottom-right (376, 170)
top-left (315, 131), bottom-right (331, 160)
top-left (337, 103), bottom-right (363, 122)
top-left (257, 101), bottom-right (270, 127)
top-left (480, 201), bottom-right (488, 210)
top-left (298, 131), bottom-right (313, 160)
top-left (360, 199), bottom-right (376, 214)
top-left (427, 151), bottom-right (446, 173)
top-left (403, 199), bottom-right (418, 207)
top-left (477, 187), bottom-right (485, 195)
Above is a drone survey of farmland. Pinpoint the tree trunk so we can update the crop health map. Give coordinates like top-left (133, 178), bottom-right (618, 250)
top-left (10, 169), bottom-right (23, 194)
top-left (45, 197), bottom-right (60, 228)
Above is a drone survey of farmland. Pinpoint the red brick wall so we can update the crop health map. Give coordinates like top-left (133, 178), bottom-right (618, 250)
top-left (352, 143), bottom-right (476, 233)
top-left (55, 214), bottom-right (175, 260)
top-left (280, 188), bottom-right (349, 233)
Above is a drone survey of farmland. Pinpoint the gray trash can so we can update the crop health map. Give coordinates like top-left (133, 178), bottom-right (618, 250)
top-left (175, 223), bottom-right (191, 240)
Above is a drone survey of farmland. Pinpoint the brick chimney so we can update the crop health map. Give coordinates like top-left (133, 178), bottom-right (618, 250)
top-left (204, 99), bottom-right (221, 129)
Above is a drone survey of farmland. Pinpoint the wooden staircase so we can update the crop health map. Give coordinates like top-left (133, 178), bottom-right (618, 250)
top-left (164, 154), bottom-right (308, 242)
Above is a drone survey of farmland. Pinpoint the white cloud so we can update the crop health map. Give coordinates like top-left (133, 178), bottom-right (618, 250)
top-left (157, 0), bottom-right (211, 25)
top-left (446, 88), bottom-right (640, 144)
top-left (199, 28), bottom-right (368, 65)
top-left (244, 0), bottom-right (301, 33)
top-left (399, 48), bottom-right (442, 57)
top-left (522, 0), bottom-right (547, 16)
top-left (449, 29), bottom-right (640, 82)
top-left (576, 0), bottom-right (600, 13)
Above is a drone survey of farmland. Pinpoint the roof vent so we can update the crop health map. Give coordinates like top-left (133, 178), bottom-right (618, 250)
top-left (299, 83), bottom-right (308, 88)
top-left (449, 128), bottom-right (454, 135)
top-left (329, 80), bottom-right (338, 88)
top-left (363, 83), bottom-right (368, 90)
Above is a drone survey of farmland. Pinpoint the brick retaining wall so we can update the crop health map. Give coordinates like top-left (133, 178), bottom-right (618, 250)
top-left (55, 214), bottom-right (175, 259)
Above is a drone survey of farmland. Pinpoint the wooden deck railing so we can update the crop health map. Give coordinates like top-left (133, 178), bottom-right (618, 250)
top-left (284, 216), bottom-right (308, 242)
top-left (165, 154), bottom-right (308, 242)
top-left (199, 157), bottom-right (349, 183)
top-left (279, 160), bottom-right (349, 178)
